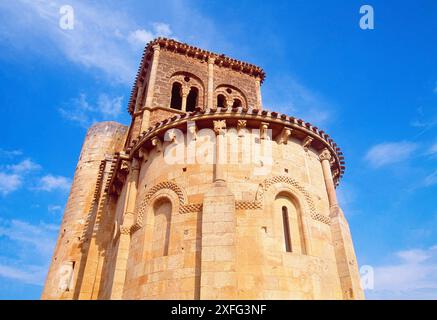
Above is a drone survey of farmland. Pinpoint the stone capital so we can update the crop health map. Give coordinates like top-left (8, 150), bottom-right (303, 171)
top-left (213, 119), bottom-right (226, 135)
top-left (319, 148), bottom-right (332, 162)
top-left (207, 56), bottom-right (216, 64)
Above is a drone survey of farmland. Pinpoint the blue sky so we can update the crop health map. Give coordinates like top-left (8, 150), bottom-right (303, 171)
top-left (0, 0), bottom-right (436, 299)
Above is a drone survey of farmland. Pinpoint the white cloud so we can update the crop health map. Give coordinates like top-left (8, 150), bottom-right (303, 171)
top-left (59, 93), bottom-right (124, 127)
top-left (7, 159), bottom-right (41, 174)
top-left (128, 29), bottom-right (154, 47)
top-left (366, 246), bottom-right (437, 299)
top-left (0, 1), bottom-right (175, 84)
top-left (0, 264), bottom-right (48, 286)
top-left (0, 172), bottom-right (22, 195)
top-left (427, 143), bottom-right (437, 156)
top-left (365, 141), bottom-right (417, 168)
top-left (0, 149), bottom-right (22, 158)
top-left (152, 22), bottom-right (172, 37)
top-left (128, 23), bottom-right (173, 49)
top-left (97, 94), bottom-right (123, 117)
top-left (48, 205), bottom-right (63, 213)
top-left (37, 175), bottom-right (71, 192)
top-left (423, 170), bottom-right (437, 187)
top-left (262, 75), bottom-right (333, 127)
top-left (0, 219), bottom-right (58, 286)
top-left (0, 159), bottom-right (41, 195)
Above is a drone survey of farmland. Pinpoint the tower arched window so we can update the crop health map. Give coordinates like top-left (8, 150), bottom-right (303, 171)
top-left (217, 94), bottom-right (226, 108)
top-left (170, 82), bottom-right (182, 110)
top-left (186, 87), bottom-right (198, 112)
top-left (282, 206), bottom-right (292, 252)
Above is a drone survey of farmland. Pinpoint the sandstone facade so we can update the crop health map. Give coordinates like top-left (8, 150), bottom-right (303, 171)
top-left (42, 38), bottom-right (364, 300)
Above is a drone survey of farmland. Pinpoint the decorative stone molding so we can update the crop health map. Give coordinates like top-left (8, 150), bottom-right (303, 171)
top-left (255, 175), bottom-right (330, 225)
top-left (180, 203), bottom-right (203, 214)
top-left (236, 200), bottom-right (262, 210)
top-left (312, 213), bottom-right (331, 225)
top-left (133, 181), bottom-right (187, 232)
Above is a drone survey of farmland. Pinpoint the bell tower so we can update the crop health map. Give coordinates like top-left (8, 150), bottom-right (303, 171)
top-left (125, 38), bottom-right (265, 147)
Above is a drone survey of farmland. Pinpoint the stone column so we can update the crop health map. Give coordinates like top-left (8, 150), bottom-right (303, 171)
top-left (319, 149), bottom-right (364, 299)
top-left (200, 120), bottom-right (237, 299)
top-left (181, 86), bottom-right (190, 112)
top-left (255, 77), bottom-right (262, 109)
top-left (213, 120), bottom-right (226, 183)
top-left (207, 57), bottom-right (215, 109)
top-left (319, 148), bottom-right (338, 208)
top-left (141, 44), bottom-right (160, 132)
top-left (134, 83), bottom-right (143, 112)
top-left (110, 158), bottom-right (140, 299)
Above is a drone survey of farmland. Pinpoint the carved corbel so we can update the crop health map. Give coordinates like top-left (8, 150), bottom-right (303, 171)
top-left (166, 128), bottom-right (178, 143)
top-left (187, 121), bottom-right (197, 141)
top-left (237, 120), bottom-right (247, 137)
top-left (151, 136), bottom-right (162, 152)
top-left (213, 119), bottom-right (226, 136)
top-left (120, 159), bottom-right (130, 173)
top-left (277, 127), bottom-right (292, 144)
top-left (302, 136), bottom-right (314, 151)
top-left (138, 146), bottom-right (149, 162)
top-left (259, 122), bottom-right (269, 140)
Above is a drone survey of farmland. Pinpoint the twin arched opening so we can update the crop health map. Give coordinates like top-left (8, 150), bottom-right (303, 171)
top-left (169, 72), bottom-right (203, 112)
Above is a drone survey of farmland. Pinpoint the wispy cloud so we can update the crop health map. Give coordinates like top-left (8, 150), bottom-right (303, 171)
top-left (423, 170), bottom-right (437, 187)
top-left (37, 175), bottom-right (71, 192)
top-left (0, 149), bottom-right (22, 158)
top-left (365, 141), bottom-right (417, 168)
top-left (0, 0), bottom-right (174, 84)
top-left (263, 75), bottom-right (334, 127)
top-left (367, 246), bottom-right (437, 299)
top-left (0, 173), bottom-right (22, 195)
top-left (0, 159), bottom-right (41, 195)
top-left (128, 23), bottom-right (173, 49)
top-left (0, 218), bottom-right (58, 286)
top-left (48, 205), bottom-right (63, 214)
top-left (7, 159), bottom-right (41, 174)
top-left (59, 93), bottom-right (123, 127)
top-left (427, 143), bottom-right (437, 156)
